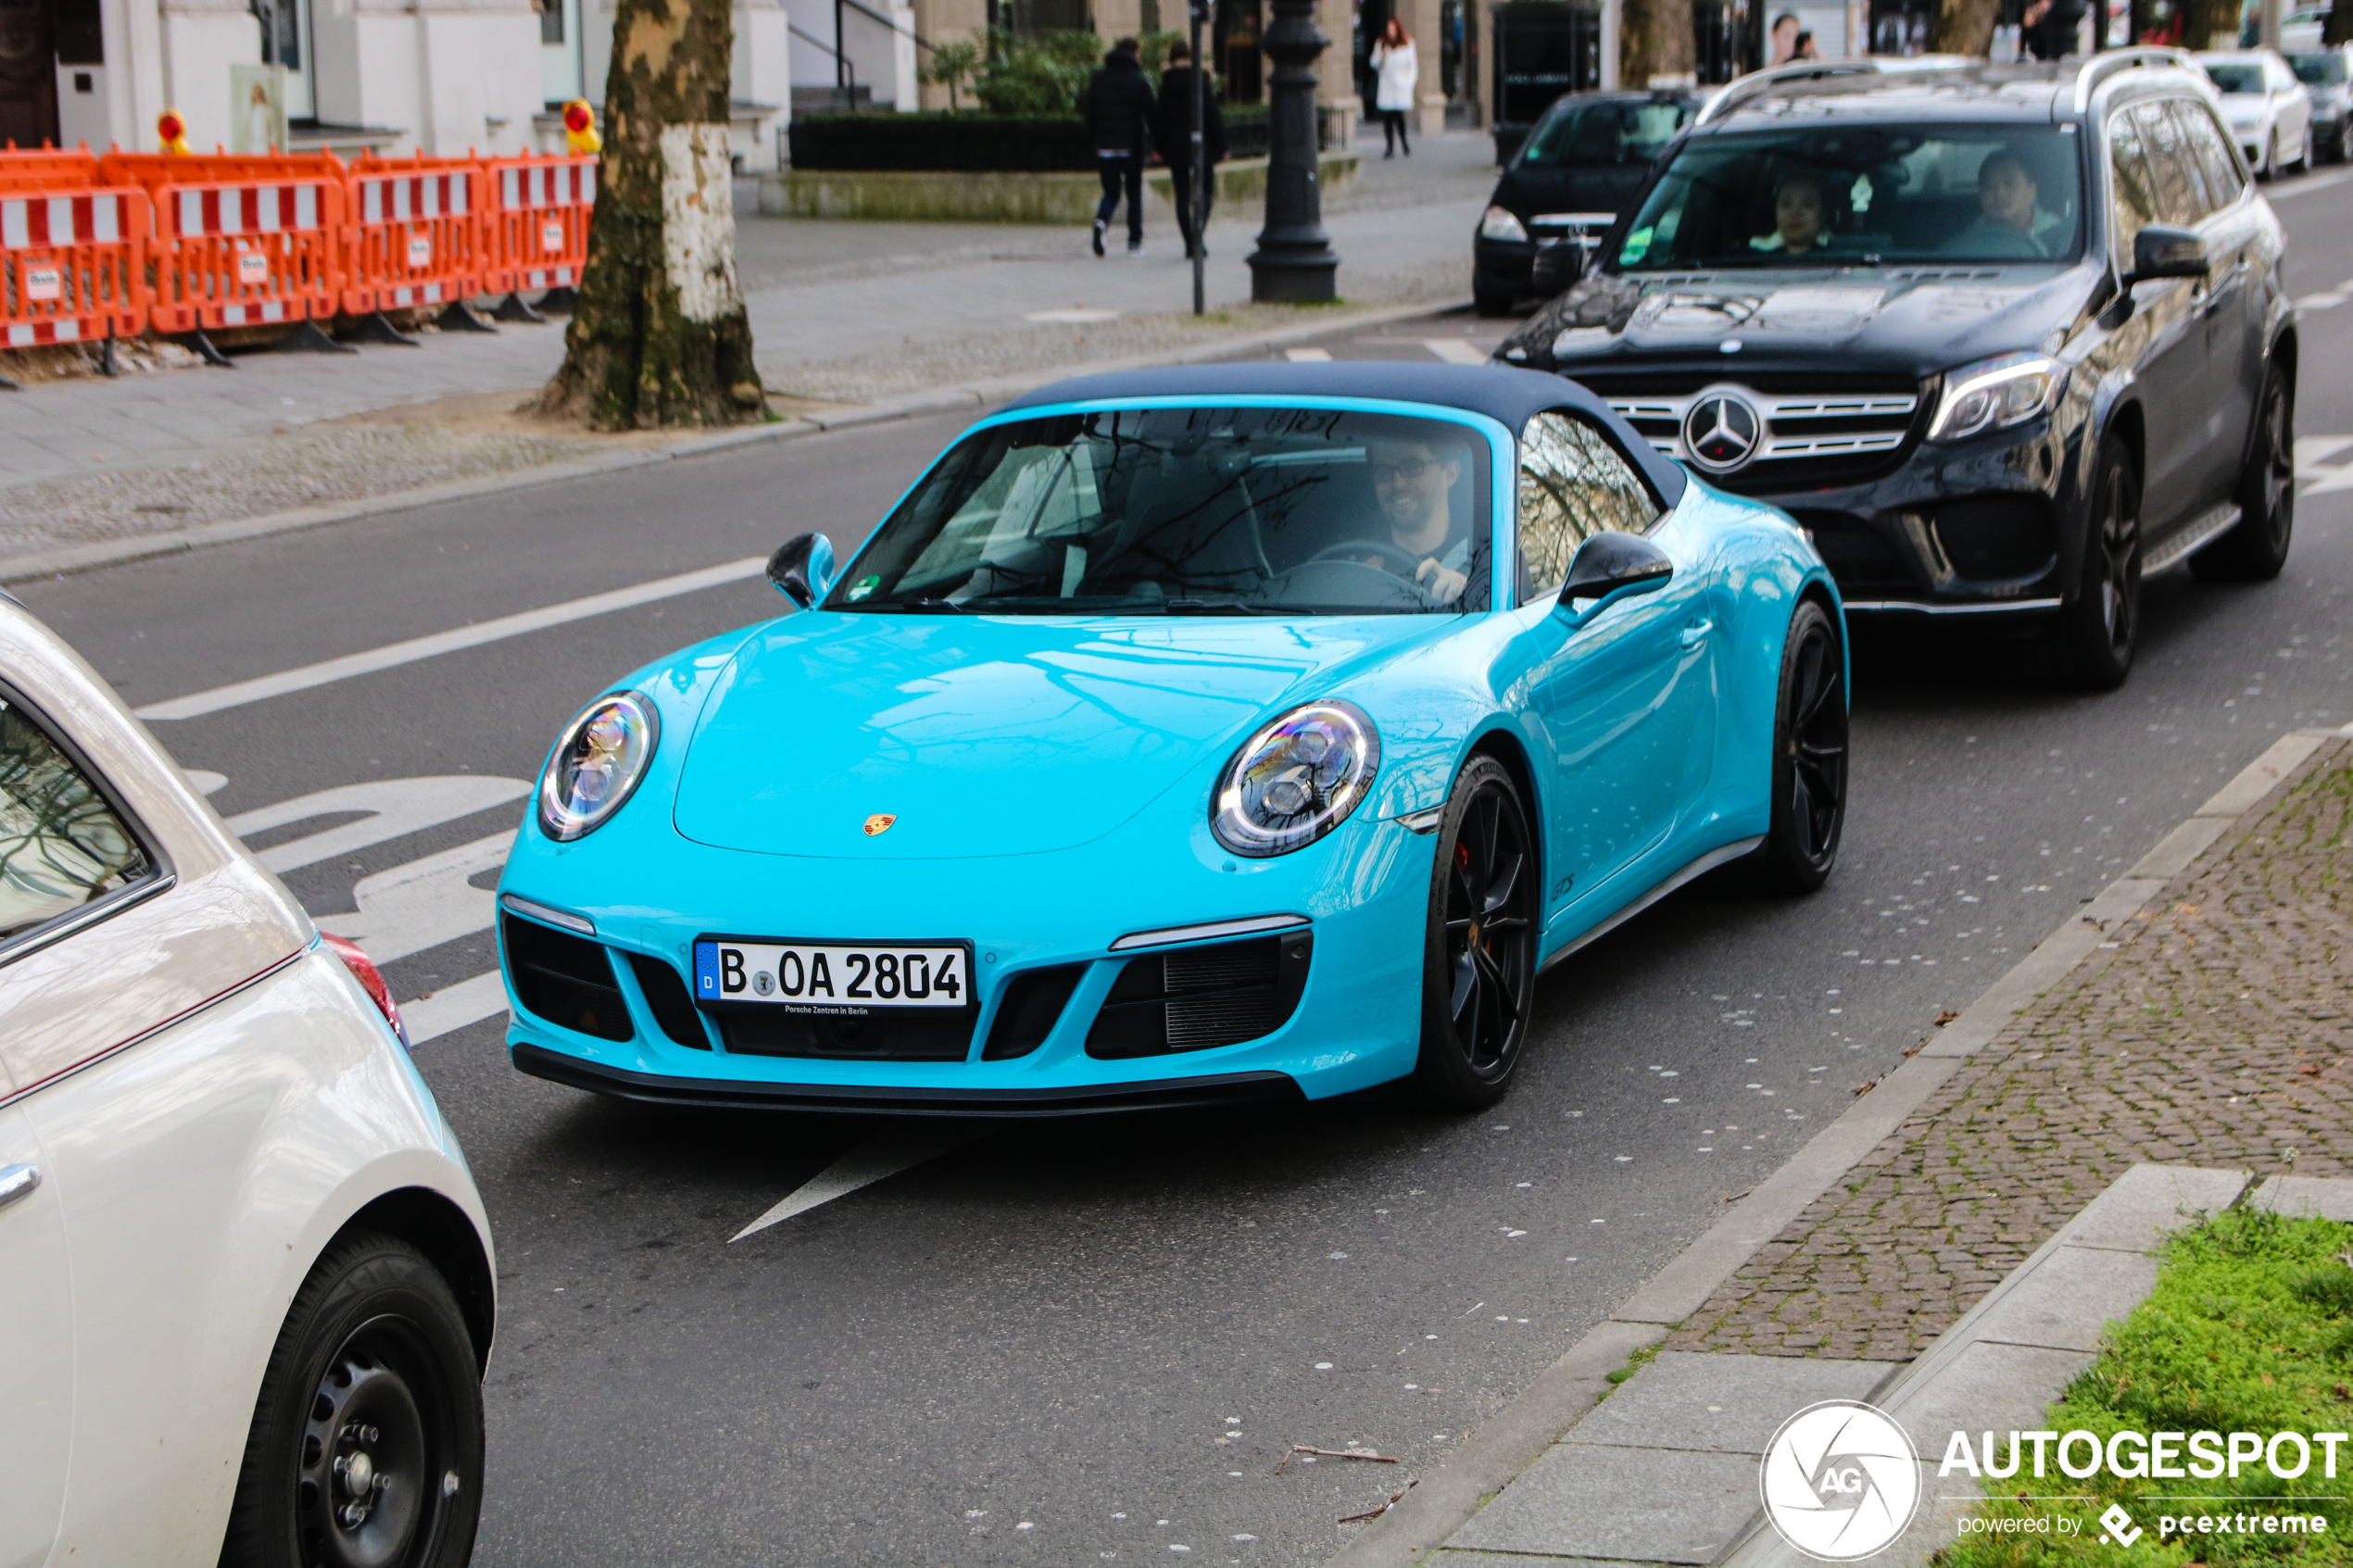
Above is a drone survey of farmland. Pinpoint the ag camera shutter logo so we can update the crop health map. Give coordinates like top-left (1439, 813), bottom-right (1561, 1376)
top-left (1760, 1400), bottom-right (1921, 1560)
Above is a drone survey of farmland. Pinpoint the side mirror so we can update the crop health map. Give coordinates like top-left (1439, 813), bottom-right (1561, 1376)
top-left (1530, 236), bottom-right (1585, 295)
top-left (1556, 532), bottom-right (1673, 613)
top-left (768, 532), bottom-right (837, 609)
top-left (2126, 224), bottom-right (2208, 285)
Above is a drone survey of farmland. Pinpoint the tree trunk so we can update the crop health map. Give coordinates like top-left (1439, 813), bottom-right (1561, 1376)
top-left (540, 0), bottom-right (762, 430)
top-left (1620, 0), bottom-right (1695, 88)
top-left (2179, 0), bottom-right (2237, 48)
top-left (1929, 0), bottom-right (2003, 55)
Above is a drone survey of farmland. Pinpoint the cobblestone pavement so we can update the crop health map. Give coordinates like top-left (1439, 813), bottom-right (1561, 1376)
top-left (1667, 736), bottom-right (2353, 1362)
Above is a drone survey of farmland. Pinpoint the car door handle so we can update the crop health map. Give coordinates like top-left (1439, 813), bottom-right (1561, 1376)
top-left (0, 1163), bottom-right (40, 1214)
top-left (1680, 620), bottom-right (1714, 647)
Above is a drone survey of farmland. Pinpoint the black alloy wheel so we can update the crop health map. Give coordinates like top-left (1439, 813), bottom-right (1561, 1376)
top-left (2045, 436), bottom-right (2143, 691)
top-left (1747, 598), bottom-right (1848, 893)
top-left (220, 1233), bottom-right (484, 1568)
top-left (1408, 755), bottom-right (1540, 1111)
top-left (2193, 362), bottom-right (2295, 582)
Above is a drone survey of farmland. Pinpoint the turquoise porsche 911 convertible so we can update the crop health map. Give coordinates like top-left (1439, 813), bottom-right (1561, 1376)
top-left (496, 362), bottom-right (1847, 1114)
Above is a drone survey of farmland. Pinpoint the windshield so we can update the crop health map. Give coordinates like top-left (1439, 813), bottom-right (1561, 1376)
top-left (2290, 53), bottom-right (2347, 86)
top-left (1521, 98), bottom-right (1692, 166)
top-left (1613, 124), bottom-right (2084, 270)
top-left (2203, 63), bottom-right (2265, 93)
top-left (828, 407), bottom-right (1493, 616)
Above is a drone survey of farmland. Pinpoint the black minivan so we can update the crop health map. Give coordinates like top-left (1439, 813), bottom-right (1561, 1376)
top-left (1498, 51), bottom-right (2296, 688)
top-left (1475, 90), bottom-right (1700, 316)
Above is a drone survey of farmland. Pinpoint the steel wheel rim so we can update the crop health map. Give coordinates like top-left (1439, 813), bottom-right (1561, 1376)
top-left (1442, 784), bottom-right (1536, 1079)
top-left (298, 1316), bottom-right (447, 1568)
top-left (1785, 621), bottom-right (1847, 865)
top-left (2261, 379), bottom-right (2294, 546)
top-left (2096, 461), bottom-right (2139, 656)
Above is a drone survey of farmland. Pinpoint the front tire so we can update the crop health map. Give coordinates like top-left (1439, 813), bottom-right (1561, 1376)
top-left (2192, 360), bottom-right (2294, 582)
top-left (2043, 435), bottom-right (2142, 691)
top-left (1406, 756), bottom-right (1539, 1111)
top-left (220, 1233), bottom-right (484, 1568)
top-left (1746, 598), bottom-right (1847, 893)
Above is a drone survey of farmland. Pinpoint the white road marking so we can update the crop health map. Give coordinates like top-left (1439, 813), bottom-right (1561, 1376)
top-left (228, 775), bottom-right (531, 875)
top-left (183, 769), bottom-right (229, 796)
top-left (1422, 339), bottom-right (1490, 365)
top-left (2296, 434), bottom-right (2353, 497)
top-left (1026, 307), bottom-right (1120, 323)
top-left (312, 830), bottom-right (514, 965)
top-left (731, 1120), bottom-right (992, 1241)
top-left (2296, 292), bottom-right (2347, 310)
top-left (2269, 168), bottom-right (2353, 201)
top-left (137, 557), bottom-right (767, 721)
top-left (1284, 346), bottom-right (1333, 361)
top-left (404, 971), bottom-right (509, 1045)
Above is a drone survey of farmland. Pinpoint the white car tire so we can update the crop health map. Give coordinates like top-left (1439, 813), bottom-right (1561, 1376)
top-left (219, 1232), bottom-right (485, 1568)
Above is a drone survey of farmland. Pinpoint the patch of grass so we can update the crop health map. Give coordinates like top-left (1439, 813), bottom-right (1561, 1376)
top-left (1603, 1341), bottom-right (1659, 1394)
top-left (1935, 1207), bottom-right (2353, 1565)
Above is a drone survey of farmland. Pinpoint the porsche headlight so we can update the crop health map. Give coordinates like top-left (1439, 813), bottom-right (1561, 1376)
top-left (1927, 353), bottom-right (2065, 443)
top-left (1480, 205), bottom-right (1529, 243)
top-left (1211, 700), bottom-right (1381, 858)
top-left (538, 691), bottom-right (660, 842)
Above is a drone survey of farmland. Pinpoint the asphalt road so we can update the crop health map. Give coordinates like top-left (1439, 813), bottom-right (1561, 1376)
top-left (17, 166), bottom-right (2353, 1568)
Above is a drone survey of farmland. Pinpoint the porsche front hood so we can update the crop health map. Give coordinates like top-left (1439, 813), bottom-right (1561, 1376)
top-left (671, 611), bottom-right (1442, 860)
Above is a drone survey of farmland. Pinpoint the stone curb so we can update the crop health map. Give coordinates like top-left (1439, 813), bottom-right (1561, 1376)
top-left (0, 296), bottom-right (1472, 588)
top-left (1325, 722), bottom-right (2353, 1568)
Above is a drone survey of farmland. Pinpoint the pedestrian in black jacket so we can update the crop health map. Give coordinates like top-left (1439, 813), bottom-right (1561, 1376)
top-left (1082, 38), bottom-right (1158, 256)
top-left (1155, 40), bottom-right (1227, 259)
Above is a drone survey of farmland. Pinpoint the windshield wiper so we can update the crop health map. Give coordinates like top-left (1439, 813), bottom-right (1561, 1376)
top-left (1161, 597), bottom-right (1281, 615)
top-left (873, 596), bottom-right (971, 613)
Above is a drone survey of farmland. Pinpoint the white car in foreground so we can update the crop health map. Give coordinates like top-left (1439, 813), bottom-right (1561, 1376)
top-left (2200, 48), bottom-right (2314, 176)
top-left (0, 590), bottom-right (493, 1568)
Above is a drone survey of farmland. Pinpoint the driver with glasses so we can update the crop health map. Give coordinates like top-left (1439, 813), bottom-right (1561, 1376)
top-left (1360, 434), bottom-right (1471, 600)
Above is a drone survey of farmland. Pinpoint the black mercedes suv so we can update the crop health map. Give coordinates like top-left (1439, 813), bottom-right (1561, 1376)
top-left (1497, 50), bottom-right (2296, 688)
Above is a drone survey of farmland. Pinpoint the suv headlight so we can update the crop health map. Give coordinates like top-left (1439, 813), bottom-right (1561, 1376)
top-left (538, 691), bottom-right (660, 842)
top-left (1480, 205), bottom-right (1529, 243)
top-left (1211, 700), bottom-right (1381, 858)
top-left (1927, 354), bottom-right (2065, 444)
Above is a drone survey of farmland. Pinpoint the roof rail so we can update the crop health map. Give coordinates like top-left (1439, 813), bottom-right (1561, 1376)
top-left (1692, 54), bottom-right (1977, 126)
top-left (2071, 45), bottom-right (2198, 110)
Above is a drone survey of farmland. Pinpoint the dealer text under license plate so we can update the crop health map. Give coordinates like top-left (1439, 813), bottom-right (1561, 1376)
top-left (693, 940), bottom-right (967, 1008)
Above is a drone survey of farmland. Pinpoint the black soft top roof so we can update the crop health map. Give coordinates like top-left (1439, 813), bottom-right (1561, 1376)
top-left (1001, 361), bottom-right (1689, 508)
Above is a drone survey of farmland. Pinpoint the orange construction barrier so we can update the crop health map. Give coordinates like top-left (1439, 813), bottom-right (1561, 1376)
top-left (1, 184), bottom-right (149, 345)
top-left (0, 147), bottom-right (103, 188)
top-left (484, 154), bottom-right (596, 296)
top-left (343, 157), bottom-right (485, 313)
top-left (146, 175), bottom-right (343, 332)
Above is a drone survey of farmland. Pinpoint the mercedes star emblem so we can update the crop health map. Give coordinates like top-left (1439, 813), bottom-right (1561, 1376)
top-left (1681, 389), bottom-right (1766, 474)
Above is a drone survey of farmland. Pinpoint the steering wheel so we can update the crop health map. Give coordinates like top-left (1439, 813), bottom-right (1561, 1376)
top-left (1307, 539), bottom-right (1428, 580)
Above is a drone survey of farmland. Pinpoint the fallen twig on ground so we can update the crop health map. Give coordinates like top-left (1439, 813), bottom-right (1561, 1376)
top-left (1340, 1478), bottom-right (1418, 1523)
top-left (1276, 1445), bottom-right (1401, 1474)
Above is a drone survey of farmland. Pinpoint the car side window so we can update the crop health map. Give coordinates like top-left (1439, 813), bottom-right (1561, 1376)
top-left (1516, 413), bottom-right (1662, 601)
top-left (2130, 100), bottom-right (2206, 225)
top-left (2173, 99), bottom-right (2246, 208)
top-left (2107, 108), bottom-right (2162, 268)
top-left (0, 691), bottom-right (157, 954)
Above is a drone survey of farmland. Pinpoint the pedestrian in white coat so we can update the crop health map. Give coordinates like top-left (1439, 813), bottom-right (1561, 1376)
top-left (1371, 18), bottom-right (1418, 157)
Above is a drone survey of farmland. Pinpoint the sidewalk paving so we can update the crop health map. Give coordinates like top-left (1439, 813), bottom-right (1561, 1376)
top-left (1344, 730), bottom-right (2353, 1567)
top-left (0, 127), bottom-right (1494, 550)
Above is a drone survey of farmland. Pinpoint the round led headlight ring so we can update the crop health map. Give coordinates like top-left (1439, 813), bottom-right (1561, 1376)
top-left (1211, 699), bottom-right (1381, 859)
top-left (538, 690), bottom-right (660, 843)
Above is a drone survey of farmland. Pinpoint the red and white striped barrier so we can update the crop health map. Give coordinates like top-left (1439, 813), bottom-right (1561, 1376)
top-left (1, 186), bottom-right (148, 346)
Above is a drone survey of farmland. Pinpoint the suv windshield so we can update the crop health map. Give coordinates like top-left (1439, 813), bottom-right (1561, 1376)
top-left (2290, 53), bottom-right (2347, 86)
top-left (829, 407), bottom-right (1492, 616)
top-left (1614, 124), bottom-right (2084, 269)
top-left (2202, 63), bottom-right (2266, 93)
top-left (1521, 98), bottom-right (1692, 165)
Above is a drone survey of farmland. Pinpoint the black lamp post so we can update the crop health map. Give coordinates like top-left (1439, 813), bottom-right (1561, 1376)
top-left (1247, 0), bottom-right (1340, 302)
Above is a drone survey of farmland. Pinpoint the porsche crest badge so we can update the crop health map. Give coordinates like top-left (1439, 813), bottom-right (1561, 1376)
top-left (862, 813), bottom-right (897, 836)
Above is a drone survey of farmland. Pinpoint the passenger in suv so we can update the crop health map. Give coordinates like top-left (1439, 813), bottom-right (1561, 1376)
top-left (1497, 52), bottom-right (2296, 688)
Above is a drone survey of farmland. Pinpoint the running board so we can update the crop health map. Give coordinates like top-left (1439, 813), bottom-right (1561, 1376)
top-left (1538, 835), bottom-right (1767, 973)
top-left (2144, 502), bottom-right (2241, 574)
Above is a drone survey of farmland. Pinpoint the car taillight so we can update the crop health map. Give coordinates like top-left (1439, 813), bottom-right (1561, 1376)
top-left (321, 932), bottom-right (410, 1050)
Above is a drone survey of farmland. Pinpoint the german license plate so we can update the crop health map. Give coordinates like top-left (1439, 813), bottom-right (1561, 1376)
top-left (692, 939), bottom-right (969, 1010)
